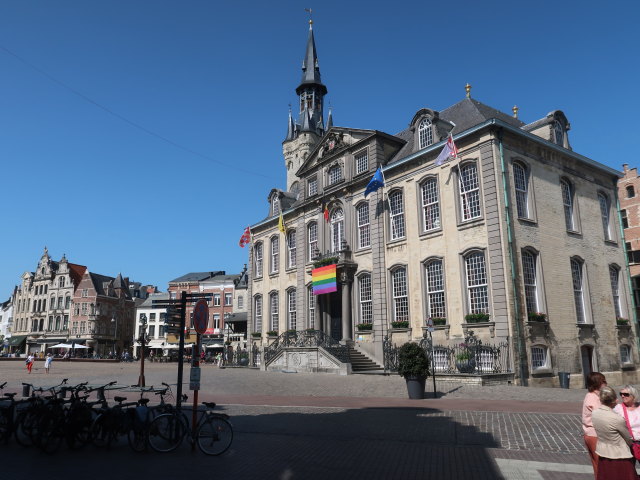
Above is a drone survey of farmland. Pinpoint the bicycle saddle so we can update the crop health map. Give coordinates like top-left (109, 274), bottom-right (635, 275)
top-left (114, 396), bottom-right (127, 403)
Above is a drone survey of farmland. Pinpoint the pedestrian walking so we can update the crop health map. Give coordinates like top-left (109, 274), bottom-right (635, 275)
top-left (44, 353), bottom-right (53, 374)
top-left (26, 353), bottom-right (35, 374)
top-left (592, 386), bottom-right (638, 480)
top-left (582, 372), bottom-right (607, 478)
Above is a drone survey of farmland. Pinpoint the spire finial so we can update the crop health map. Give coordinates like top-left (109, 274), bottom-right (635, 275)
top-left (465, 83), bottom-right (471, 98)
top-left (512, 105), bottom-right (519, 118)
top-left (305, 8), bottom-right (313, 27)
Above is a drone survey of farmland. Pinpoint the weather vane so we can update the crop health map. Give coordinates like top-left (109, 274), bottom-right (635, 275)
top-left (305, 8), bottom-right (313, 24)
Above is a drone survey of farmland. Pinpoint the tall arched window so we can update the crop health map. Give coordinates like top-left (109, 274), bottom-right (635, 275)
top-left (307, 222), bottom-right (318, 260)
top-left (560, 179), bottom-right (575, 231)
top-left (425, 259), bottom-right (445, 319)
top-left (554, 121), bottom-right (564, 146)
top-left (464, 251), bottom-right (488, 314)
top-left (598, 192), bottom-right (612, 241)
top-left (521, 250), bottom-right (539, 315)
top-left (254, 243), bottom-right (263, 278)
top-left (356, 203), bottom-right (370, 249)
top-left (358, 273), bottom-right (372, 324)
top-left (269, 292), bottom-right (279, 332)
top-left (391, 267), bottom-right (409, 322)
top-left (272, 196), bottom-right (280, 216)
top-left (513, 162), bottom-right (529, 219)
top-left (418, 118), bottom-right (433, 149)
top-left (270, 236), bottom-right (279, 274)
top-left (331, 208), bottom-right (344, 252)
top-left (286, 230), bottom-right (296, 268)
top-left (459, 163), bottom-right (481, 221)
top-left (389, 190), bottom-right (405, 240)
top-left (609, 265), bottom-right (622, 319)
top-left (307, 286), bottom-right (315, 329)
top-left (571, 258), bottom-right (586, 324)
top-left (287, 289), bottom-right (297, 330)
top-left (421, 178), bottom-right (440, 231)
top-left (253, 295), bottom-right (262, 332)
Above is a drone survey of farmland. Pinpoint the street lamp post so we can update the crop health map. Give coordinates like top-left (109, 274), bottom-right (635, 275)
top-left (111, 316), bottom-right (118, 358)
top-left (138, 314), bottom-right (148, 387)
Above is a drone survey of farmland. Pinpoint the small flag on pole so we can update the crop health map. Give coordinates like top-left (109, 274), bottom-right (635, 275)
top-left (364, 167), bottom-right (385, 197)
top-left (278, 212), bottom-right (287, 234)
top-left (435, 134), bottom-right (458, 166)
top-left (239, 226), bottom-right (251, 248)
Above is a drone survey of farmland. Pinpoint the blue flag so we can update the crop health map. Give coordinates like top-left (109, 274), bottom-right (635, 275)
top-left (364, 167), bottom-right (385, 197)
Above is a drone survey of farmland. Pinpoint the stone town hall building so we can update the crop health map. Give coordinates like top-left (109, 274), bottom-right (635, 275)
top-left (247, 22), bottom-right (636, 387)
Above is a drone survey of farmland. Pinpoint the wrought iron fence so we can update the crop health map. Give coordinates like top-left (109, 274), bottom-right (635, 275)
top-left (223, 345), bottom-right (250, 367)
top-left (384, 330), bottom-right (511, 375)
top-left (263, 329), bottom-right (350, 364)
top-left (251, 342), bottom-right (261, 368)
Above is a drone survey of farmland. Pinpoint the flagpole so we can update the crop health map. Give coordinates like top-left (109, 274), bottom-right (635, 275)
top-left (380, 166), bottom-right (392, 213)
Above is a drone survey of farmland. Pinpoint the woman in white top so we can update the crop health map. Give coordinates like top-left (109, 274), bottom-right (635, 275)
top-left (614, 385), bottom-right (640, 439)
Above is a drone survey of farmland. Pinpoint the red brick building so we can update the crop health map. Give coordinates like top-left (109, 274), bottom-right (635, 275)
top-left (618, 164), bottom-right (640, 319)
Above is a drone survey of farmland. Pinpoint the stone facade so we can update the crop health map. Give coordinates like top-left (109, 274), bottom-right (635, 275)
top-left (247, 24), bottom-right (636, 387)
top-left (618, 164), bottom-right (640, 319)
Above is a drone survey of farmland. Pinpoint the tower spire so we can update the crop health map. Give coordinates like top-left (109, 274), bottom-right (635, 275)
top-left (295, 20), bottom-right (327, 134)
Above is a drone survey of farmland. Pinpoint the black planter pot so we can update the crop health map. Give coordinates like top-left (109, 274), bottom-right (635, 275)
top-left (404, 375), bottom-right (426, 399)
top-left (456, 358), bottom-right (476, 374)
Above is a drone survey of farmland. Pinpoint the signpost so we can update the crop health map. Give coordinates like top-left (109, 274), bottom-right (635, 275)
top-left (191, 298), bottom-right (208, 450)
top-left (426, 317), bottom-right (437, 399)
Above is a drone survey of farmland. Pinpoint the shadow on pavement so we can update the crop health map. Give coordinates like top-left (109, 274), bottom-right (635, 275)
top-left (1, 405), bottom-right (505, 480)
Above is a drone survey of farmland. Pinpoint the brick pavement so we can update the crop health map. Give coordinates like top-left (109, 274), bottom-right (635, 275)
top-left (0, 361), bottom-right (621, 479)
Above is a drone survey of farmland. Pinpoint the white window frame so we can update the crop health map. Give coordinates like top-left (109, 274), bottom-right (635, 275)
top-left (287, 289), bottom-right (296, 330)
top-left (571, 258), bottom-right (587, 324)
top-left (531, 345), bottom-right (549, 370)
top-left (418, 118), bottom-right (433, 149)
top-left (425, 259), bottom-right (446, 319)
top-left (328, 165), bottom-right (342, 185)
top-left (213, 294), bottom-right (221, 307)
top-left (389, 190), bottom-right (406, 240)
top-left (308, 222), bottom-right (318, 261)
top-left (270, 292), bottom-right (279, 332)
top-left (621, 344), bottom-right (632, 365)
top-left (421, 178), bottom-right (440, 232)
top-left (513, 162), bottom-right (529, 219)
top-left (356, 203), bottom-right (370, 249)
top-left (358, 273), bottom-right (373, 324)
top-left (253, 295), bottom-right (262, 332)
top-left (561, 179), bottom-right (575, 231)
top-left (464, 251), bottom-right (489, 314)
top-left (224, 293), bottom-right (232, 306)
top-left (598, 192), bottom-right (612, 241)
top-left (270, 236), bottom-right (279, 274)
top-left (355, 149), bottom-right (369, 175)
top-left (272, 196), bottom-right (280, 216)
top-left (308, 177), bottom-right (318, 197)
top-left (391, 267), bottom-right (409, 322)
top-left (459, 163), bottom-right (481, 221)
top-left (287, 230), bottom-right (297, 268)
top-left (331, 208), bottom-right (345, 253)
top-left (307, 286), bottom-right (315, 329)
top-left (254, 243), bottom-right (263, 278)
top-left (521, 250), bottom-right (539, 316)
top-left (610, 265), bottom-right (622, 319)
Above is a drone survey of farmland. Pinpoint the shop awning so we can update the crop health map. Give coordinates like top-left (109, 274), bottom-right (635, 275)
top-left (7, 335), bottom-right (27, 347)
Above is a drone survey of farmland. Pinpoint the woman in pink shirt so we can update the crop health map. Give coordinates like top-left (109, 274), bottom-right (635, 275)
top-left (582, 372), bottom-right (607, 478)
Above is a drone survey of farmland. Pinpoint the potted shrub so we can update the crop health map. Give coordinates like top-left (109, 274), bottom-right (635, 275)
top-left (356, 323), bottom-right (373, 331)
top-left (464, 313), bottom-right (490, 324)
top-left (455, 344), bottom-right (476, 373)
top-left (251, 332), bottom-right (262, 339)
top-left (397, 342), bottom-right (430, 399)
top-left (391, 320), bottom-right (410, 329)
top-left (432, 318), bottom-right (447, 326)
top-left (617, 317), bottom-right (630, 326)
top-left (528, 312), bottom-right (547, 322)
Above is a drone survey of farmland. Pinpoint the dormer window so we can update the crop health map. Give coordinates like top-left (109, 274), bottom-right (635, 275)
top-left (418, 118), bottom-right (434, 149)
top-left (272, 197), bottom-right (280, 216)
top-left (554, 121), bottom-right (564, 146)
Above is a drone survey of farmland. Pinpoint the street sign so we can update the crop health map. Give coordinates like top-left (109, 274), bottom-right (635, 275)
top-left (190, 366), bottom-right (201, 391)
top-left (426, 317), bottom-right (434, 333)
top-left (193, 299), bottom-right (209, 334)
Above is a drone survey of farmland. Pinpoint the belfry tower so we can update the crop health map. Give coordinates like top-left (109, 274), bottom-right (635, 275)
top-left (282, 20), bottom-right (328, 192)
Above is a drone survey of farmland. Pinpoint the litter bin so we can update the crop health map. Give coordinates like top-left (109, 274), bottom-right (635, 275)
top-left (22, 384), bottom-right (30, 397)
top-left (558, 372), bottom-right (570, 389)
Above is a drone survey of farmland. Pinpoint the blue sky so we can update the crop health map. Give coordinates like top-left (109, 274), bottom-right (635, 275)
top-left (1, 1), bottom-right (638, 297)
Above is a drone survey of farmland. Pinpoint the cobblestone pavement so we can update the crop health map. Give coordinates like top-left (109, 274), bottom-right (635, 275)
top-left (0, 361), bottom-right (617, 479)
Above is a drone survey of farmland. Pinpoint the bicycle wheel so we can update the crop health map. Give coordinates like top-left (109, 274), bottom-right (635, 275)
top-left (66, 406), bottom-right (95, 449)
top-left (15, 410), bottom-right (38, 447)
top-left (0, 409), bottom-right (10, 443)
top-left (148, 413), bottom-right (185, 453)
top-left (196, 415), bottom-right (233, 456)
top-left (127, 427), bottom-right (148, 452)
top-left (37, 413), bottom-right (64, 454)
top-left (91, 413), bottom-right (111, 448)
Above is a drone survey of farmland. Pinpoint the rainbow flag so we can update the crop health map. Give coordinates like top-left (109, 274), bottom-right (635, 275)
top-left (312, 264), bottom-right (337, 295)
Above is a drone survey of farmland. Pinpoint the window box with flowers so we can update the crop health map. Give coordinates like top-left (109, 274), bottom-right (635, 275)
top-left (616, 317), bottom-right (632, 334)
top-left (266, 330), bottom-right (278, 337)
top-left (617, 317), bottom-right (630, 326)
top-left (528, 312), bottom-right (548, 323)
top-left (464, 313), bottom-right (490, 324)
top-left (251, 332), bottom-right (262, 339)
top-left (356, 323), bottom-right (373, 331)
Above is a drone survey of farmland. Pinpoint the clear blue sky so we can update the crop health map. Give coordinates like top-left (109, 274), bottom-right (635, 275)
top-left (1, 1), bottom-right (638, 298)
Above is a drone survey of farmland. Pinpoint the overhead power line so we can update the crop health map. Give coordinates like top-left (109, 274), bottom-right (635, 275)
top-left (0, 43), bottom-right (278, 181)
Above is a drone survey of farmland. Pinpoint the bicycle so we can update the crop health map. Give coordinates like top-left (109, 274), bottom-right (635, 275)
top-left (148, 401), bottom-right (233, 455)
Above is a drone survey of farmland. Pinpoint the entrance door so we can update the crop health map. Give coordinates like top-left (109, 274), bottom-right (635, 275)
top-left (581, 345), bottom-right (594, 388)
top-left (329, 288), bottom-right (342, 342)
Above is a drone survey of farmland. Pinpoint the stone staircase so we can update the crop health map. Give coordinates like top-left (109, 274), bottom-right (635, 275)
top-left (348, 346), bottom-right (384, 373)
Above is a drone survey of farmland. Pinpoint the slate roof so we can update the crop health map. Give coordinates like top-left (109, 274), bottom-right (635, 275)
top-left (89, 272), bottom-right (115, 296)
top-left (138, 292), bottom-right (171, 308)
top-left (168, 271), bottom-right (226, 283)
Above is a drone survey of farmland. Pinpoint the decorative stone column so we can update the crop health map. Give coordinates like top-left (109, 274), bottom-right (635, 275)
top-left (341, 277), bottom-right (352, 341)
